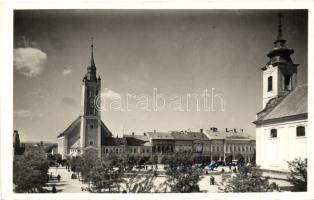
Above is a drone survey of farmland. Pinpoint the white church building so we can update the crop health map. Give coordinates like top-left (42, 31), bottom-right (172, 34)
top-left (254, 14), bottom-right (307, 172)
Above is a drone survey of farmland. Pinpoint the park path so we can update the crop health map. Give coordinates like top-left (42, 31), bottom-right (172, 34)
top-left (46, 166), bottom-right (88, 193)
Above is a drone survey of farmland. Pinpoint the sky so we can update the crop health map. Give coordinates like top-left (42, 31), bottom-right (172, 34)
top-left (13, 9), bottom-right (308, 142)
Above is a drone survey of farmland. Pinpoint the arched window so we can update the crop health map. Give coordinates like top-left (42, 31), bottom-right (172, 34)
top-left (268, 76), bottom-right (273, 91)
top-left (270, 129), bottom-right (277, 138)
top-left (296, 126), bottom-right (305, 137)
top-left (90, 141), bottom-right (94, 145)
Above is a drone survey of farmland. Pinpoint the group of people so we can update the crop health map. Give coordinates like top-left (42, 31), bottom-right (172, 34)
top-left (49, 172), bottom-right (61, 193)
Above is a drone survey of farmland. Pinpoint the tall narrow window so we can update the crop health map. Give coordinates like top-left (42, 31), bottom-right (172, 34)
top-left (296, 126), bottom-right (305, 137)
top-left (270, 129), bottom-right (277, 138)
top-left (284, 74), bottom-right (291, 90)
top-left (268, 76), bottom-right (273, 91)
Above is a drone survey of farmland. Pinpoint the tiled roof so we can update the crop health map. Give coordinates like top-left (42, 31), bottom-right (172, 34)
top-left (171, 131), bottom-right (209, 141)
top-left (57, 116), bottom-right (113, 141)
top-left (205, 130), bottom-right (255, 140)
top-left (255, 85), bottom-right (307, 123)
top-left (124, 134), bottom-right (149, 141)
top-left (57, 116), bottom-right (81, 138)
top-left (124, 135), bottom-right (150, 146)
top-left (101, 137), bottom-right (126, 146)
top-left (146, 132), bottom-right (174, 140)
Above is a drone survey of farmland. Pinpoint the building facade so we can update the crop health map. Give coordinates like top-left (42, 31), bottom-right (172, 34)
top-left (204, 128), bottom-right (256, 163)
top-left (254, 14), bottom-right (307, 171)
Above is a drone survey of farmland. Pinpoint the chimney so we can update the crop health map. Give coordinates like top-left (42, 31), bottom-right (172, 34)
top-left (132, 132), bottom-right (135, 135)
top-left (240, 129), bottom-right (243, 133)
top-left (233, 128), bottom-right (237, 133)
top-left (210, 127), bottom-right (217, 132)
top-left (144, 132), bottom-right (146, 136)
top-left (225, 128), bottom-right (228, 132)
top-left (200, 129), bottom-right (203, 133)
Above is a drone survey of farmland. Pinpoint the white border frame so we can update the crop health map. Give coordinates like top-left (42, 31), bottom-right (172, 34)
top-left (1, 1), bottom-right (313, 199)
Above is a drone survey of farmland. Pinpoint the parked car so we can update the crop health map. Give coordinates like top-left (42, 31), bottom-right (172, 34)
top-left (192, 164), bottom-right (205, 169)
top-left (203, 166), bottom-right (211, 173)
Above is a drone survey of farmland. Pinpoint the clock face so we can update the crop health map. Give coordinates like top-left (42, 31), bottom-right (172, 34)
top-left (265, 65), bottom-right (275, 74)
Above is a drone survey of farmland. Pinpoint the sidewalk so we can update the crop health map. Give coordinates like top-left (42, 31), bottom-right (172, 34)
top-left (45, 167), bottom-right (88, 193)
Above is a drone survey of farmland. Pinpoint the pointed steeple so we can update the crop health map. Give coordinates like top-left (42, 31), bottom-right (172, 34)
top-left (84, 37), bottom-right (97, 81)
top-left (274, 13), bottom-right (286, 48)
top-left (90, 37), bottom-right (95, 67)
top-left (276, 13), bottom-right (284, 42)
top-left (265, 13), bottom-right (295, 67)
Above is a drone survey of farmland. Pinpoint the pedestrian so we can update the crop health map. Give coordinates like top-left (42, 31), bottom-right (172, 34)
top-left (52, 185), bottom-right (56, 193)
top-left (57, 174), bottom-right (61, 182)
top-left (210, 176), bottom-right (215, 185)
top-left (50, 172), bottom-right (52, 179)
top-left (229, 164), bottom-right (232, 171)
top-left (221, 168), bottom-right (225, 173)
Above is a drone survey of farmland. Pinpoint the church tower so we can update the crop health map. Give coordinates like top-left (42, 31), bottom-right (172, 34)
top-left (262, 14), bottom-right (298, 108)
top-left (80, 39), bottom-right (102, 157)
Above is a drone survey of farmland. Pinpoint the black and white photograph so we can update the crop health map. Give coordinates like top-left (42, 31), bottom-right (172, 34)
top-left (0, 2), bottom-right (313, 200)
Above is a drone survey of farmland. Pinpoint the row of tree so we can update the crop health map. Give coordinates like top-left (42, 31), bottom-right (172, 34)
top-left (13, 146), bottom-right (307, 193)
top-left (68, 151), bottom-right (307, 193)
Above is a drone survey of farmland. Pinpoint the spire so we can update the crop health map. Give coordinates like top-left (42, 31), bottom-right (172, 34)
top-left (264, 13), bottom-right (296, 69)
top-left (84, 37), bottom-right (97, 82)
top-left (277, 13), bottom-right (283, 41)
top-left (90, 37), bottom-right (95, 67)
top-left (274, 13), bottom-right (286, 46)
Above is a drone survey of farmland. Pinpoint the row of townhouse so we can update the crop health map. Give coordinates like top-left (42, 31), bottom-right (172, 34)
top-left (98, 127), bottom-right (255, 164)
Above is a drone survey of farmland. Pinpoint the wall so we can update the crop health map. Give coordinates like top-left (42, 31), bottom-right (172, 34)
top-left (256, 118), bottom-right (307, 171)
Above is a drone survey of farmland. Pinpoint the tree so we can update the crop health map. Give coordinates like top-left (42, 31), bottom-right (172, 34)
top-left (85, 159), bottom-right (124, 192)
top-left (81, 154), bottom-right (159, 193)
top-left (219, 164), bottom-right (279, 192)
top-left (13, 148), bottom-right (49, 193)
top-left (287, 158), bottom-right (307, 191)
top-left (122, 167), bottom-right (157, 193)
top-left (162, 151), bottom-right (203, 193)
top-left (164, 167), bottom-right (202, 192)
top-left (76, 151), bottom-right (97, 181)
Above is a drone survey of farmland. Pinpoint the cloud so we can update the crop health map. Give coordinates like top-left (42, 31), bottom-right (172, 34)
top-left (14, 109), bottom-right (42, 118)
top-left (62, 96), bottom-right (77, 107)
top-left (63, 68), bottom-right (72, 76)
top-left (101, 88), bottom-right (121, 100)
top-left (14, 47), bottom-right (47, 77)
